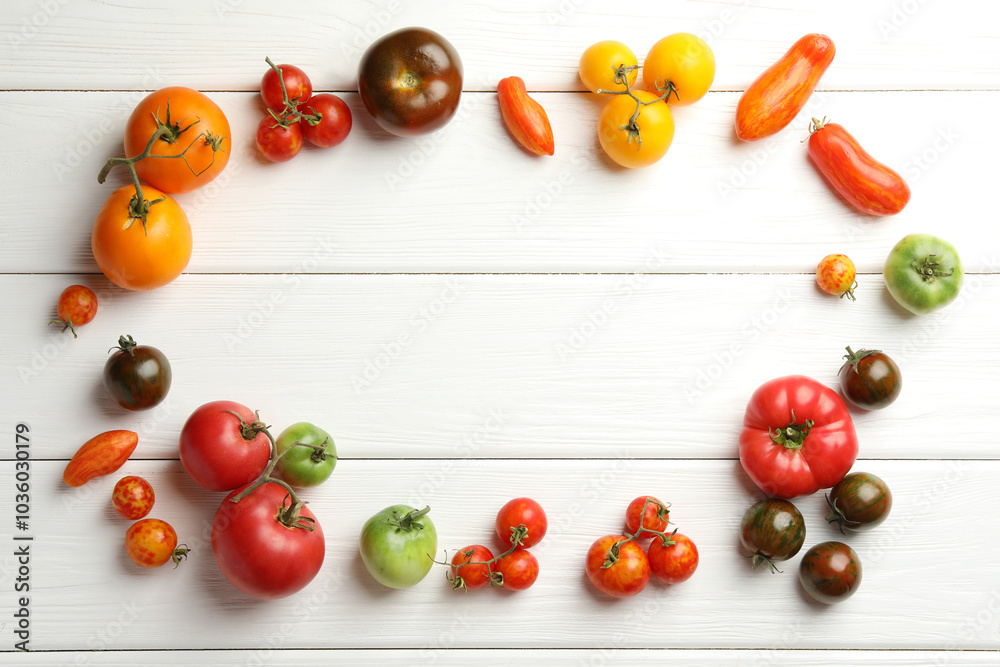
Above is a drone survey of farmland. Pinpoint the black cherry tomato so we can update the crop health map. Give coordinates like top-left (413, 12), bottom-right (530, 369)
top-left (839, 346), bottom-right (901, 410)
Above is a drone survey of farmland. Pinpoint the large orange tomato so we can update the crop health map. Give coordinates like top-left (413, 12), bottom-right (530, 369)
top-left (92, 185), bottom-right (192, 291)
top-left (124, 87), bottom-right (231, 194)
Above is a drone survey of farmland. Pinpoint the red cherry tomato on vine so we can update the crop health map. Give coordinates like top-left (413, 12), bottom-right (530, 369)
top-left (624, 496), bottom-right (670, 541)
top-left (816, 254), bottom-right (858, 301)
top-left (256, 116), bottom-right (303, 162)
top-left (494, 549), bottom-right (539, 591)
top-left (112, 475), bottom-right (155, 520)
top-left (647, 532), bottom-right (699, 584)
top-left (585, 535), bottom-right (650, 598)
top-left (448, 544), bottom-right (494, 591)
top-left (178, 400), bottom-right (271, 492)
top-left (125, 518), bottom-right (188, 569)
top-left (261, 61), bottom-right (313, 112)
top-left (51, 285), bottom-right (98, 337)
top-left (495, 497), bottom-right (547, 549)
top-left (300, 93), bottom-right (352, 148)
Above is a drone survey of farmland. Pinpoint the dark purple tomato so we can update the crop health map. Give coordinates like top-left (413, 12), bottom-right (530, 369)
top-left (826, 472), bottom-right (892, 533)
top-left (799, 541), bottom-right (862, 603)
top-left (739, 498), bottom-right (806, 573)
top-left (357, 27), bottom-right (463, 137)
top-left (839, 346), bottom-right (901, 410)
top-left (103, 335), bottom-right (172, 411)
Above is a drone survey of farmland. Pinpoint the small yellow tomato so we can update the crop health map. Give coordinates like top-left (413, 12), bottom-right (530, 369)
top-left (597, 90), bottom-right (675, 169)
top-left (642, 33), bottom-right (716, 106)
top-left (579, 40), bottom-right (638, 94)
top-left (816, 253), bottom-right (857, 300)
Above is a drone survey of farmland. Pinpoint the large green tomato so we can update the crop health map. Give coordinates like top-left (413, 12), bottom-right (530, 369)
top-left (883, 233), bottom-right (963, 315)
top-left (359, 505), bottom-right (437, 589)
top-left (274, 422), bottom-right (337, 488)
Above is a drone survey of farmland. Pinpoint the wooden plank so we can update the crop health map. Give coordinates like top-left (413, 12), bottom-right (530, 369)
top-left (0, 90), bottom-right (993, 274)
top-left (1, 0), bottom-right (997, 91)
top-left (6, 459), bottom-right (1000, 651)
top-left (3, 273), bottom-right (996, 461)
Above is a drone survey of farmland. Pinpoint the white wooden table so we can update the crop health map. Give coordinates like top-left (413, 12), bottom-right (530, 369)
top-left (2, 1), bottom-right (999, 664)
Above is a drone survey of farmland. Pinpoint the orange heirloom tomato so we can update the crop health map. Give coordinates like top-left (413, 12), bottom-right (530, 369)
top-left (125, 518), bottom-right (189, 568)
top-left (642, 33), bottom-right (716, 106)
top-left (64, 430), bottom-right (139, 487)
top-left (124, 86), bottom-right (231, 194)
top-left (735, 34), bottom-right (835, 142)
top-left (497, 76), bottom-right (555, 156)
top-left (579, 40), bottom-right (638, 94)
top-left (112, 475), bottom-right (155, 520)
top-left (92, 185), bottom-right (192, 291)
top-left (598, 90), bottom-right (675, 169)
top-left (817, 254), bottom-right (857, 301)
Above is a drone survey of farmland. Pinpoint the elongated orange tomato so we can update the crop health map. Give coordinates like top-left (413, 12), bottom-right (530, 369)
top-left (807, 118), bottom-right (910, 216)
top-left (64, 430), bottom-right (139, 487)
top-left (497, 76), bottom-right (554, 156)
top-left (735, 34), bottom-right (835, 142)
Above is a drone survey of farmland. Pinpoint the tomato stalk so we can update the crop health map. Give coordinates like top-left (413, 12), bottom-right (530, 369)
top-left (767, 409), bottom-right (814, 450)
top-left (433, 521), bottom-right (533, 591)
top-left (604, 498), bottom-right (676, 567)
top-left (597, 64), bottom-right (674, 147)
top-left (264, 57), bottom-right (322, 128)
top-left (839, 346), bottom-right (880, 374)
top-left (825, 494), bottom-right (862, 535)
top-left (912, 255), bottom-right (955, 282)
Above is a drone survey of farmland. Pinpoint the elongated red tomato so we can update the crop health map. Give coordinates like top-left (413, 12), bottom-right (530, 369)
top-left (64, 430), bottom-right (139, 487)
top-left (807, 118), bottom-right (910, 215)
top-left (739, 375), bottom-right (858, 499)
top-left (735, 34), bottom-right (835, 142)
top-left (497, 76), bottom-right (554, 156)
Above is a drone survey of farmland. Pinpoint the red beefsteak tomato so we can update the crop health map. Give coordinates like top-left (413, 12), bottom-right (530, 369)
top-left (739, 375), bottom-right (858, 498)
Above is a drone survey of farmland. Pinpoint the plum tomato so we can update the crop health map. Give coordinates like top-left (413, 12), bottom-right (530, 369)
top-left (360, 505), bottom-right (438, 589)
top-left (647, 531), bottom-right (699, 584)
top-left (261, 60), bottom-right (313, 112)
top-left (799, 541), bottom-right (862, 604)
top-left (495, 497), bottom-right (548, 549)
top-left (63, 430), bottom-right (138, 488)
top-left (358, 27), bottom-right (463, 137)
top-left (125, 518), bottom-right (189, 569)
top-left (642, 33), bottom-right (715, 106)
top-left (112, 475), bottom-right (155, 520)
top-left (178, 401), bottom-right (271, 492)
top-left (256, 115), bottom-right (303, 162)
top-left (300, 93), bottom-right (352, 148)
top-left (739, 498), bottom-right (806, 572)
top-left (839, 347), bottom-right (902, 410)
top-left (624, 496), bottom-right (670, 541)
top-left (274, 422), bottom-right (337, 488)
top-left (448, 544), bottom-right (494, 591)
top-left (493, 548), bottom-right (539, 591)
top-left (598, 91), bottom-right (674, 168)
top-left (816, 253), bottom-right (857, 301)
top-left (51, 285), bottom-right (98, 337)
top-left (585, 535), bottom-right (650, 598)
top-left (103, 335), bottom-right (172, 411)
top-left (883, 233), bottom-right (964, 315)
top-left (826, 472), bottom-right (892, 534)
top-left (578, 40), bottom-right (638, 94)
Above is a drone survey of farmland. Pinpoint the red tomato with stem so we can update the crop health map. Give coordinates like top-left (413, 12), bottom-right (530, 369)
top-left (807, 117), bottom-right (910, 216)
top-left (493, 549), bottom-right (539, 591)
top-left (256, 115), bottom-right (303, 162)
top-left (448, 544), bottom-right (494, 591)
top-left (125, 518), bottom-right (189, 568)
top-left (261, 61), bottom-right (313, 112)
top-left (647, 531), bottom-right (699, 584)
top-left (495, 497), bottom-right (548, 549)
top-left (178, 401), bottom-right (272, 492)
top-left (51, 285), bottom-right (98, 337)
top-left (739, 375), bottom-right (859, 499)
top-left (211, 481), bottom-right (325, 599)
top-left (585, 535), bottom-right (650, 598)
top-left (112, 475), bottom-right (155, 520)
top-left (300, 93), bottom-right (352, 148)
top-left (624, 496), bottom-right (670, 540)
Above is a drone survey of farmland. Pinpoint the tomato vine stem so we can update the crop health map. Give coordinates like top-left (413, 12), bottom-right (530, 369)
top-left (596, 64), bottom-right (674, 147)
top-left (433, 522), bottom-right (533, 591)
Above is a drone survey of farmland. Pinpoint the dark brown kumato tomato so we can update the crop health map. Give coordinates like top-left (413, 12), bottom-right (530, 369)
top-left (103, 335), bottom-right (172, 411)
top-left (357, 27), bottom-right (463, 137)
top-left (826, 472), bottom-right (892, 533)
top-left (799, 541), bottom-right (862, 604)
top-left (839, 347), bottom-right (901, 410)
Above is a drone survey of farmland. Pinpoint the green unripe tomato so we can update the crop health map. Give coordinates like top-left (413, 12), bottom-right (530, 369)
top-left (274, 422), bottom-right (336, 488)
top-left (359, 505), bottom-right (437, 589)
top-left (883, 233), bottom-right (963, 315)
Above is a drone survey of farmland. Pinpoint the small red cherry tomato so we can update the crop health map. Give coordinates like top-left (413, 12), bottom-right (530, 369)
top-left (585, 535), bottom-right (650, 598)
top-left (125, 518), bottom-right (189, 568)
top-left (51, 285), bottom-right (98, 337)
top-left (495, 497), bottom-right (548, 549)
top-left (112, 475), bottom-right (155, 520)
top-left (807, 118), bottom-right (910, 216)
top-left (624, 496), bottom-right (670, 541)
top-left (493, 548), bottom-right (539, 591)
top-left (816, 254), bottom-right (857, 301)
top-left (261, 60), bottom-right (313, 112)
top-left (300, 93), bottom-right (352, 148)
top-left (256, 116), bottom-right (303, 162)
top-left (647, 531), bottom-right (699, 584)
top-left (448, 544), bottom-right (494, 591)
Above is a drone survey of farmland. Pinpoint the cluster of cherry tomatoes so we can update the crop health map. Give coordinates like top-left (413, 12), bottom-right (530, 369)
top-left (578, 34), bottom-right (715, 168)
top-left (585, 496), bottom-right (699, 598)
top-left (112, 475), bottom-right (190, 569)
top-left (445, 497), bottom-right (547, 592)
top-left (255, 59), bottom-right (352, 162)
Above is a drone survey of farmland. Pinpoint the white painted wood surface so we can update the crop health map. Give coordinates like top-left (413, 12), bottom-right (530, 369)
top-left (1, 0), bottom-right (998, 663)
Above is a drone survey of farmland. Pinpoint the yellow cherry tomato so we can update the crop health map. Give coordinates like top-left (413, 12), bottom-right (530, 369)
top-left (642, 33), bottom-right (716, 106)
top-left (579, 40), bottom-right (638, 94)
top-left (597, 90), bottom-right (675, 169)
